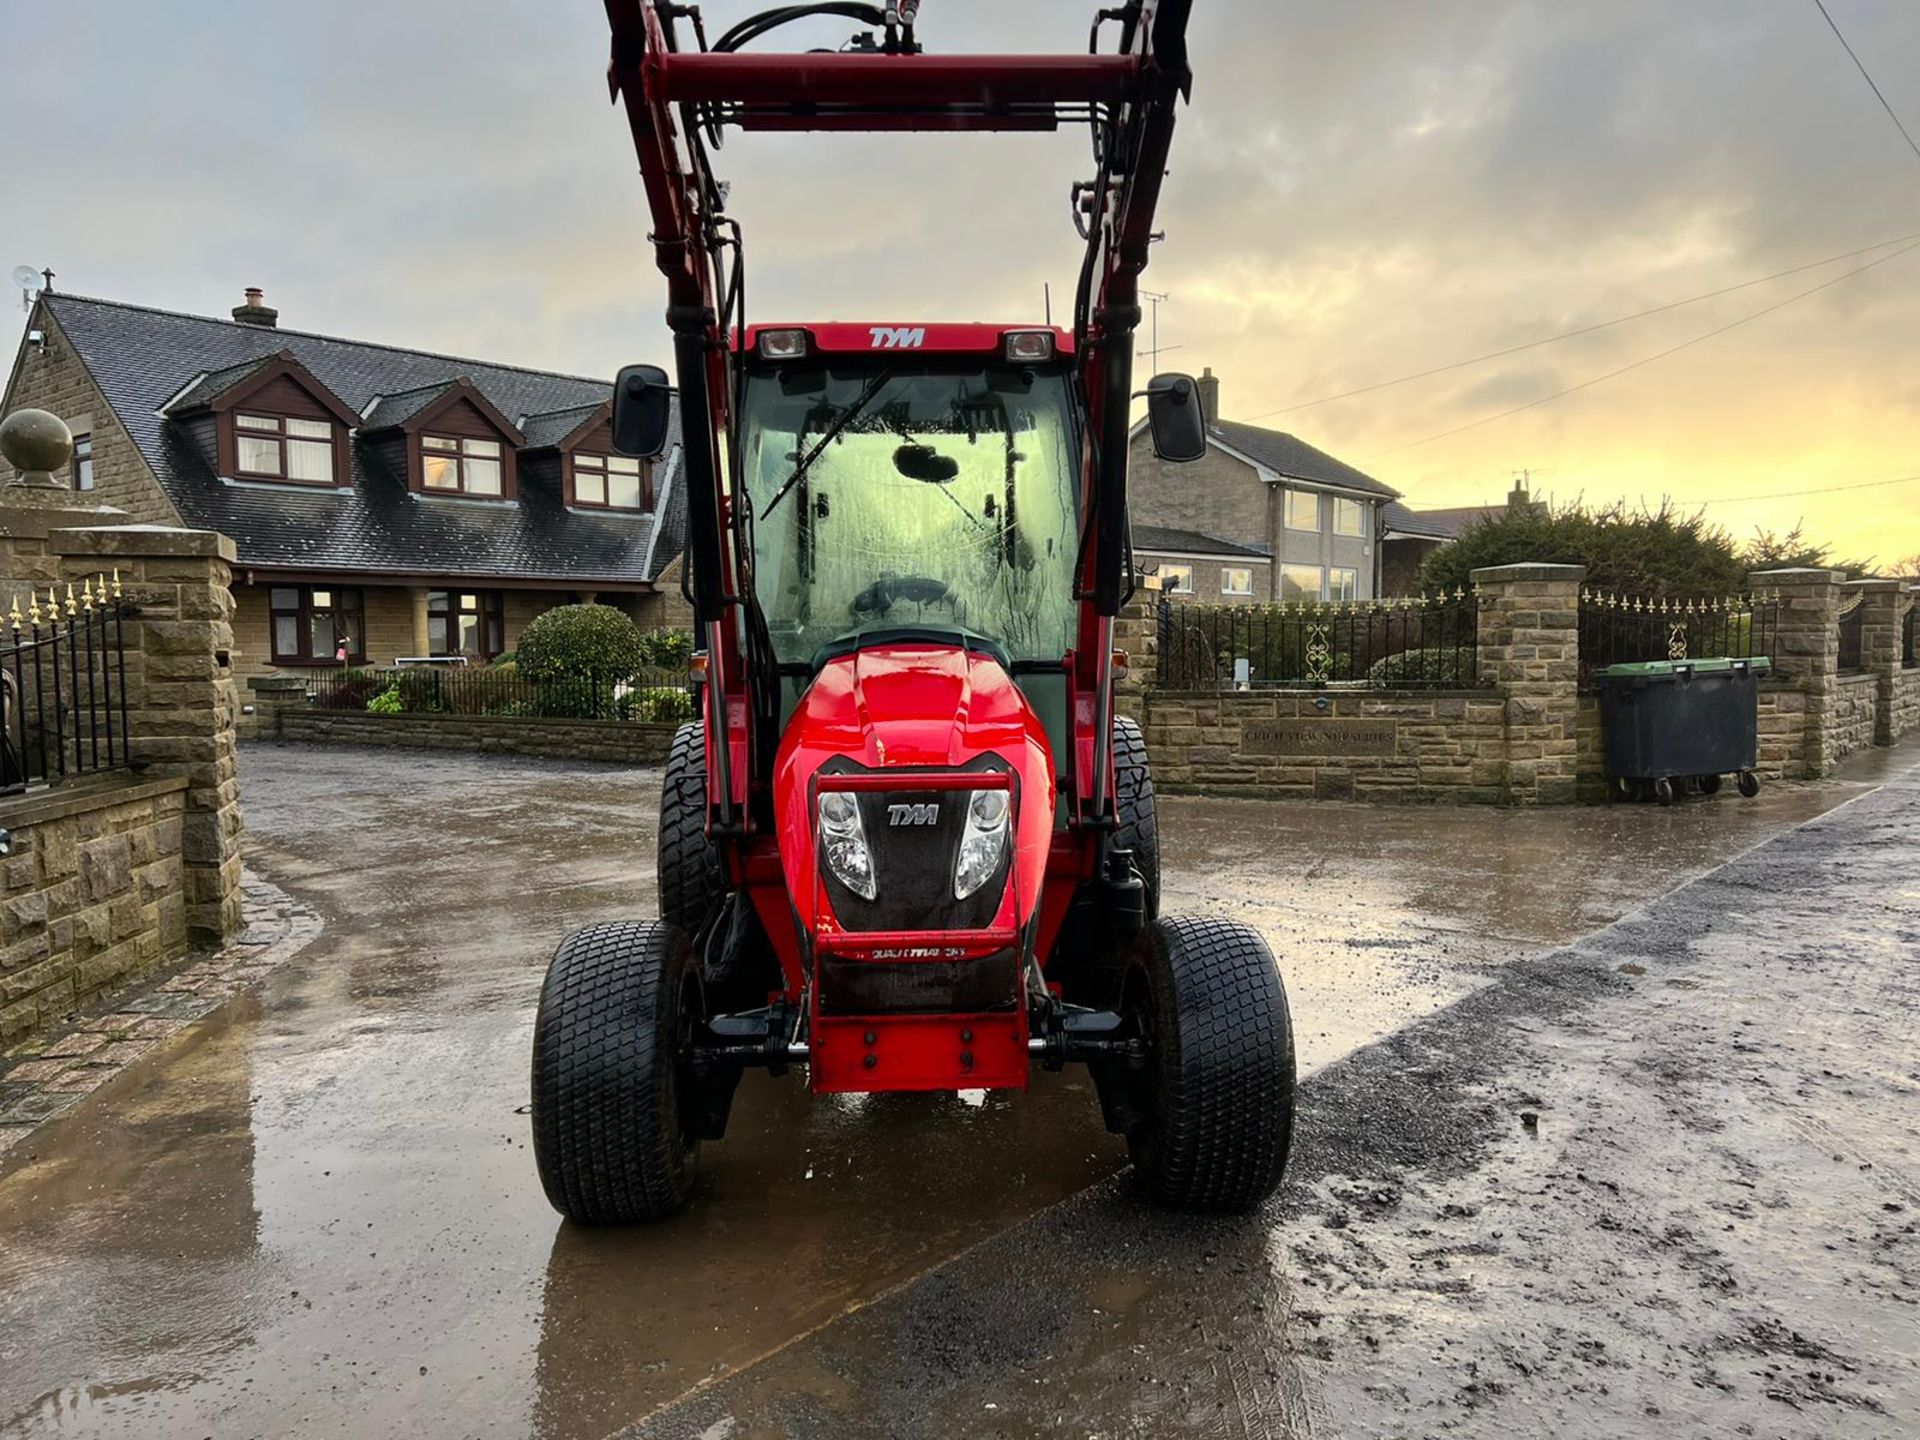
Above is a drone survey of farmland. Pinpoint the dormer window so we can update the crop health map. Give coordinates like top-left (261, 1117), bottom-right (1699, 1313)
top-left (570, 452), bottom-right (650, 511)
top-left (421, 435), bottom-right (504, 496)
top-left (236, 413), bottom-right (337, 484)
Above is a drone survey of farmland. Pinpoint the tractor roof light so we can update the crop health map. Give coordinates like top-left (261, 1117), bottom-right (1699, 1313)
top-left (1003, 330), bottom-right (1054, 363)
top-left (758, 328), bottom-right (809, 360)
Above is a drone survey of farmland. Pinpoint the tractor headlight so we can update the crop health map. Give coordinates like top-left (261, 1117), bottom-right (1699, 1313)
top-left (818, 789), bottom-right (876, 901)
top-left (953, 787), bottom-right (1011, 901)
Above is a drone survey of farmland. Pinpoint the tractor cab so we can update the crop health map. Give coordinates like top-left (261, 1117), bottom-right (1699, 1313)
top-left (530, 1), bottom-right (1296, 1225)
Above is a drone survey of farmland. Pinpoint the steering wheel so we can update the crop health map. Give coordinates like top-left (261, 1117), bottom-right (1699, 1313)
top-left (850, 576), bottom-right (954, 616)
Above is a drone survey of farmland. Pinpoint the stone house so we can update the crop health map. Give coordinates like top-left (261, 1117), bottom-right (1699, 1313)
top-left (1, 287), bottom-right (689, 683)
top-left (1128, 368), bottom-right (1399, 602)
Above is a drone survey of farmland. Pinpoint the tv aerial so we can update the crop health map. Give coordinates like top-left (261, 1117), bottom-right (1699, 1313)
top-left (12, 265), bottom-right (43, 313)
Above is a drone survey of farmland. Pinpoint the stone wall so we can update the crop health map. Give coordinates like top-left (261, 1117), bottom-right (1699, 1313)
top-left (1830, 672), bottom-right (1877, 765)
top-left (264, 707), bottom-right (677, 765)
top-left (0, 312), bottom-right (183, 525)
top-left (0, 775), bottom-right (190, 1043)
top-left (1144, 690), bottom-right (1504, 802)
top-left (1892, 666), bottom-right (1920, 746)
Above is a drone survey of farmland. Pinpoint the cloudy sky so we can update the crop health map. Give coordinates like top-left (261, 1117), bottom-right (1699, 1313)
top-left (7, 1), bottom-right (1918, 568)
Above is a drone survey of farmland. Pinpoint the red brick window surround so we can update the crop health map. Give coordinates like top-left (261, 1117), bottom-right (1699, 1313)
top-left (235, 413), bottom-right (339, 485)
top-left (270, 586), bottom-right (366, 665)
top-left (571, 451), bottom-right (651, 511)
top-left (421, 435), bottom-right (505, 497)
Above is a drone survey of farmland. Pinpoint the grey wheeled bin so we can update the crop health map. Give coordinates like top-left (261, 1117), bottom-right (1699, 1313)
top-left (1594, 657), bottom-right (1770, 805)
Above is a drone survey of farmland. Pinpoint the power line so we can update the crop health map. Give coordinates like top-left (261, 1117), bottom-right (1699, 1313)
top-left (1678, 472), bottom-right (1920, 506)
top-left (1365, 237), bottom-right (1920, 460)
top-left (1813, 0), bottom-right (1920, 167)
top-left (1243, 228), bottom-right (1920, 422)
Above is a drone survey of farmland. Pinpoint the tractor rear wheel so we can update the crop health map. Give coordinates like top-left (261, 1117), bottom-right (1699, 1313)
top-left (530, 920), bottom-right (703, 1224)
top-left (658, 722), bottom-right (726, 937)
top-left (1112, 714), bottom-right (1161, 920)
top-left (1126, 916), bottom-right (1295, 1214)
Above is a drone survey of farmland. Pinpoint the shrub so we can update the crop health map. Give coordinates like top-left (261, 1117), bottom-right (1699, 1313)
top-left (622, 685), bottom-right (695, 723)
top-left (516, 604), bottom-right (646, 684)
top-left (366, 681), bottom-right (404, 714)
top-left (1367, 647), bottom-right (1467, 687)
top-left (320, 669), bottom-right (386, 710)
top-left (636, 628), bottom-right (695, 670)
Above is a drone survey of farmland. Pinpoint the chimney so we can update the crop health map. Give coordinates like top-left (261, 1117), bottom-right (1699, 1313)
top-left (1196, 366), bottom-right (1220, 428)
top-left (232, 286), bottom-right (278, 328)
top-left (1507, 473), bottom-right (1536, 513)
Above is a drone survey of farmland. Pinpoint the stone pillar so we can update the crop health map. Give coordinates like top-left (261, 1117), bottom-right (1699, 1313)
top-left (1752, 568), bottom-right (1843, 778)
top-left (1471, 562), bottom-right (1584, 805)
top-left (1112, 575), bottom-right (1163, 724)
top-left (408, 585), bottom-right (433, 658)
top-left (246, 674), bottom-right (310, 739)
top-left (1846, 577), bottom-right (1906, 747)
top-left (50, 526), bottom-right (244, 944)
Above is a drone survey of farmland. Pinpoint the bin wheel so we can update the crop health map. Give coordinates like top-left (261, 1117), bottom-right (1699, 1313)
top-left (1611, 776), bottom-right (1633, 802)
top-left (1737, 770), bottom-right (1760, 798)
top-left (1653, 777), bottom-right (1675, 806)
top-left (1697, 774), bottom-right (1722, 796)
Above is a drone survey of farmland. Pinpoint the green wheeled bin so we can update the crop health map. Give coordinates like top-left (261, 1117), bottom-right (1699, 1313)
top-left (1594, 657), bottom-right (1770, 805)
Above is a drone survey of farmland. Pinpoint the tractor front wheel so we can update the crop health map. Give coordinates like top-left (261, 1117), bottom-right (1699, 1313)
top-left (530, 920), bottom-right (703, 1224)
top-left (658, 722), bottom-right (726, 936)
top-left (1126, 916), bottom-right (1296, 1214)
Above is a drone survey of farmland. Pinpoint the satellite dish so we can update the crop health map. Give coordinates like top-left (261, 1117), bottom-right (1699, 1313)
top-left (11, 265), bottom-right (40, 292)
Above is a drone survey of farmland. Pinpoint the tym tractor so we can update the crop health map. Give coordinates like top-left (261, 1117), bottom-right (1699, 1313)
top-left (531, 0), bottom-right (1295, 1221)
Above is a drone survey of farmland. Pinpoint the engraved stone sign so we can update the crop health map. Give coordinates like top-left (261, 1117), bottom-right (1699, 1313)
top-left (1243, 719), bottom-right (1397, 757)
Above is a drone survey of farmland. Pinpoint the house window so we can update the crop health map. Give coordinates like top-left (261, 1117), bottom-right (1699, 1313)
top-left (428, 590), bottom-right (506, 658)
top-left (572, 452), bottom-right (649, 510)
top-left (72, 433), bottom-right (94, 491)
top-left (235, 413), bottom-right (336, 484)
top-left (421, 435), bottom-right (504, 496)
top-left (1328, 566), bottom-right (1359, 602)
top-left (1279, 564), bottom-right (1324, 602)
top-left (269, 586), bottom-right (365, 664)
top-left (1159, 563), bottom-right (1194, 594)
top-left (1284, 490), bottom-right (1322, 531)
top-left (1221, 567), bottom-right (1253, 597)
top-left (1334, 498), bottom-right (1366, 537)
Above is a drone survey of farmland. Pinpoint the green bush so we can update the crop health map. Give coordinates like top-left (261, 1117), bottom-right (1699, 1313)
top-left (516, 604), bottom-right (646, 684)
top-left (1367, 647), bottom-right (1466, 687)
top-left (621, 685), bottom-right (695, 723)
top-left (320, 669), bottom-right (386, 710)
top-left (636, 628), bottom-right (695, 670)
top-left (366, 681), bottom-right (404, 714)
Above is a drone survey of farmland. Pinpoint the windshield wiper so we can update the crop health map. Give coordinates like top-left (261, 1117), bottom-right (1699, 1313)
top-left (759, 368), bottom-right (895, 522)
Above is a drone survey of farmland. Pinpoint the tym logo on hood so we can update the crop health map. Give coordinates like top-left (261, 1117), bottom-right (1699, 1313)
top-left (869, 326), bottom-right (926, 349)
top-left (888, 802), bottom-right (940, 827)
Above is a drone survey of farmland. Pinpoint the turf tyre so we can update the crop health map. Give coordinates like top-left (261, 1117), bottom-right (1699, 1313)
top-left (658, 723), bottom-right (726, 938)
top-left (1112, 714), bottom-right (1161, 920)
top-left (531, 920), bottom-right (702, 1224)
top-left (1128, 916), bottom-right (1295, 1213)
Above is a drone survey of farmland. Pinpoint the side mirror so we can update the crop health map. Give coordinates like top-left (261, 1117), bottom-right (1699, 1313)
top-left (611, 363), bottom-right (673, 457)
top-left (1145, 372), bottom-right (1208, 463)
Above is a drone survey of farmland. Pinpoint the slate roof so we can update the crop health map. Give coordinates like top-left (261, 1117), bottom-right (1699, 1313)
top-left (1208, 418), bottom-right (1398, 500)
top-left (1132, 524), bottom-right (1270, 559)
top-left (40, 292), bottom-right (682, 586)
top-left (162, 353), bottom-right (280, 414)
top-left (519, 402), bottom-right (605, 451)
top-left (1382, 501), bottom-right (1502, 541)
top-left (359, 380), bottom-right (460, 431)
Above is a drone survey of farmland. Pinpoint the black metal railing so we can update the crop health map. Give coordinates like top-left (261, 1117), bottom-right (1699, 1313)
top-left (301, 665), bottom-right (696, 724)
top-left (1903, 601), bottom-right (1917, 670)
top-left (2, 577), bottom-right (132, 798)
top-left (1156, 593), bottom-right (1483, 690)
top-left (1577, 589), bottom-right (1780, 689)
top-left (1835, 596), bottom-right (1865, 674)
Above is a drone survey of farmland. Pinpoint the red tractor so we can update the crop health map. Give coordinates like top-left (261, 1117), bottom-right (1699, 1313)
top-left (532, 0), bottom-right (1295, 1221)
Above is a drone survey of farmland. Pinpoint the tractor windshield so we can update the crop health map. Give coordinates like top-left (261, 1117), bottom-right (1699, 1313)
top-left (740, 364), bottom-right (1082, 666)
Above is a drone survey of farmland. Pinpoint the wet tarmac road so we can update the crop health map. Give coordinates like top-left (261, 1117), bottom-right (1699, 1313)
top-left (0, 744), bottom-right (1892, 1438)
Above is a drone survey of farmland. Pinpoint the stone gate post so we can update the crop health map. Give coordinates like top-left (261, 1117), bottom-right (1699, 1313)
top-left (1471, 562), bottom-right (1584, 804)
top-left (1845, 578), bottom-right (1906, 748)
top-left (1752, 568), bottom-right (1843, 778)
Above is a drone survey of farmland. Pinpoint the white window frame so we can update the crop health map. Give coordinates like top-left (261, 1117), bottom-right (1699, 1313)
top-left (1283, 489), bottom-right (1322, 531)
top-left (1328, 566), bottom-right (1359, 602)
top-left (1220, 566), bottom-right (1253, 597)
top-left (1334, 497), bottom-right (1366, 537)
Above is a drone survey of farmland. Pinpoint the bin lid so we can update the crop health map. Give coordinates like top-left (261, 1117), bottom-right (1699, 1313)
top-left (1597, 656), bottom-right (1772, 678)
